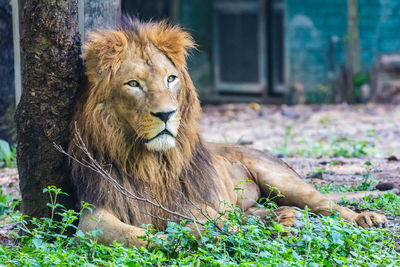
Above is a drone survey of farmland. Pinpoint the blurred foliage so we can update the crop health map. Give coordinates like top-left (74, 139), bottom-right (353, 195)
top-left (0, 100), bottom-right (16, 144)
top-left (0, 139), bottom-right (17, 168)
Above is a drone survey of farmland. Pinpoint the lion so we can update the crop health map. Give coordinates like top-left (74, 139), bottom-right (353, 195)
top-left (69, 19), bottom-right (387, 247)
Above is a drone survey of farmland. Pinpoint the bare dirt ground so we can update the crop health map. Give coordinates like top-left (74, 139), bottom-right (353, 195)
top-left (0, 103), bottom-right (399, 244)
top-left (200, 103), bottom-right (400, 188)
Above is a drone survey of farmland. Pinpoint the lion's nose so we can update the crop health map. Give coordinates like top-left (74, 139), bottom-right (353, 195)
top-left (150, 110), bottom-right (176, 122)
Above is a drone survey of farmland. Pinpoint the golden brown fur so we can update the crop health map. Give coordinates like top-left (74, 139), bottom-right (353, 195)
top-left (69, 19), bottom-right (387, 247)
top-left (70, 19), bottom-right (218, 228)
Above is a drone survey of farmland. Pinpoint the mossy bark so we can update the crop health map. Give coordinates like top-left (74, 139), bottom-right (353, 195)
top-left (15, 0), bottom-right (82, 218)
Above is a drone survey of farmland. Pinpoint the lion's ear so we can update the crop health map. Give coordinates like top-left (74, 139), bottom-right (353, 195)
top-left (84, 30), bottom-right (128, 79)
top-left (146, 22), bottom-right (196, 68)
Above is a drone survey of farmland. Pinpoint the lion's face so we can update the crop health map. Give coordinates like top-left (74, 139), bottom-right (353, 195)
top-left (112, 45), bottom-right (182, 152)
top-left (83, 21), bottom-right (198, 154)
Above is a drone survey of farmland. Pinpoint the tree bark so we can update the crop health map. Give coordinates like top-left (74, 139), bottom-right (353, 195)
top-left (15, 0), bottom-right (82, 218)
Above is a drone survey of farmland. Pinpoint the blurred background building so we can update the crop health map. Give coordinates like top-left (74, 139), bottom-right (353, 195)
top-left (122, 0), bottom-right (400, 104)
top-left (1, 0), bottom-right (400, 142)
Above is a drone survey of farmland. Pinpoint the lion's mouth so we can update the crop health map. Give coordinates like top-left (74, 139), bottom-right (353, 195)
top-left (144, 129), bottom-right (174, 143)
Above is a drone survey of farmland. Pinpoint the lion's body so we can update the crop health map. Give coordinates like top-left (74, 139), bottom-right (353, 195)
top-left (69, 19), bottom-right (387, 247)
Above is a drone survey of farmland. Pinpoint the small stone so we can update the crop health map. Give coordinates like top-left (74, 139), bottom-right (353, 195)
top-left (248, 102), bottom-right (260, 111)
top-left (237, 137), bottom-right (253, 146)
top-left (292, 220), bottom-right (304, 228)
top-left (375, 182), bottom-right (395, 191)
top-left (295, 213), bottom-right (303, 219)
top-left (306, 172), bottom-right (323, 179)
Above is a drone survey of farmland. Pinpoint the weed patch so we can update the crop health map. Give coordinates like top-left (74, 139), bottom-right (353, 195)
top-left (0, 187), bottom-right (399, 265)
top-left (0, 140), bottom-right (16, 168)
top-left (274, 125), bottom-right (378, 158)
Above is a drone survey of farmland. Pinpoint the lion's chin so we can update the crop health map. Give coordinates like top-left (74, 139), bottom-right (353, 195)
top-left (145, 134), bottom-right (176, 151)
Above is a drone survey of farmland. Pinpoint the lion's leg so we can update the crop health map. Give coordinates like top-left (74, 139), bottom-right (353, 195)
top-left (208, 144), bottom-right (388, 228)
top-left (78, 207), bottom-right (151, 247)
top-left (185, 205), bottom-right (229, 233)
top-left (231, 148), bottom-right (387, 227)
top-left (245, 206), bottom-right (303, 228)
top-left (248, 164), bottom-right (387, 227)
top-left (191, 204), bottom-right (302, 230)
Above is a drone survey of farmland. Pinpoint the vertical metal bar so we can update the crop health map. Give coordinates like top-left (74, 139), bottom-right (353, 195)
top-left (283, 0), bottom-right (290, 92)
top-left (259, 0), bottom-right (267, 95)
top-left (11, 0), bottom-right (22, 105)
top-left (78, 0), bottom-right (85, 45)
top-left (170, 0), bottom-right (180, 22)
top-left (212, 4), bottom-right (220, 94)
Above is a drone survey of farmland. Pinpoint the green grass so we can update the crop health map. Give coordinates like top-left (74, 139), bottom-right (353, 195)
top-left (314, 162), bottom-right (400, 216)
top-left (0, 186), bottom-right (399, 266)
top-left (316, 184), bottom-right (400, 217)
top-left (313, 161), bottom-right (379, 194)
top-left (274, 125), bottom-right (378, 158)
top-left (339, 192), bottom-right (400, 217)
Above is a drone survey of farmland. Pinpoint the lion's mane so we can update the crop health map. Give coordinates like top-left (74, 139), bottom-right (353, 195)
top-left (69, 19), bottom-right (218, 228)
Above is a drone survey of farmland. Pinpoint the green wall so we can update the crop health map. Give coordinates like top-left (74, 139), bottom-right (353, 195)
top-left (180, 0), bottom-right (213, 97)
top-left (176, 0), bottom-right (400, 102)
top-left (286, 0), bottom-right (400, 99)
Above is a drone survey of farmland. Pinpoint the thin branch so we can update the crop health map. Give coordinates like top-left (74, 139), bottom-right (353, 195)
top-left (54, 122), bottom-right (231, 233)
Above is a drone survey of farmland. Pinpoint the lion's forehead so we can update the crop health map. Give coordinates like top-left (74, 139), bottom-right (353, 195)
top-left (118, 47), bottom-right (176, 83)
top-left (119, 60), bottom-right (149, 81)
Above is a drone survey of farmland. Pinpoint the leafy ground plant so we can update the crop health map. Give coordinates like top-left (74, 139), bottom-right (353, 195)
top-left (0, 139), bottom-right (17, 168)
top-left (314, 161), bottom-right (400, 217)
top-left (274, 124), bottom-right (378, 158)
top-left (0, 188), bottom-right (16, 220)
top-left (314, 161), bottom-right (378, 194)
top-left (0, 186), bottom-right (399, 266)
top-left (316, 183), bottom-right (400, 217)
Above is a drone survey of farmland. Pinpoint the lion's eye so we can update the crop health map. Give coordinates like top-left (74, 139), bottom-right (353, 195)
top-left (126, 80), bottom-right (140, 88)
top-left (167, 75), bottom-right (177, 83)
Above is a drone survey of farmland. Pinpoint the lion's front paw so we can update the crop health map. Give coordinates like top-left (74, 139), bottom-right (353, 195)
top-left (354, 211), bottom-right (388, 228)
top-left (274, 206), bottom-right (303, 228)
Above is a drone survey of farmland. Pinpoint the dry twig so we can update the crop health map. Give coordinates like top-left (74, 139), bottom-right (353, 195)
top-left (54, 123), bottom-right (229, 234)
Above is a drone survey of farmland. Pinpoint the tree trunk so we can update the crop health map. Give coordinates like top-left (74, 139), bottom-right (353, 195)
top-left (15, 0), bottom-right (82, 218)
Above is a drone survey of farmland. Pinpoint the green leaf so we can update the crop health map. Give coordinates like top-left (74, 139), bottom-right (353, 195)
top-left (0, 139), bottom-right (11, 165)
top-left (0, 140), bottom-right (11, 157)
top-left (32, 238), bottom-right (43, 249)
top-left (75, 230), bottom-right (85, 238)
top-left (331, 231), bottom-right (344, 245)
